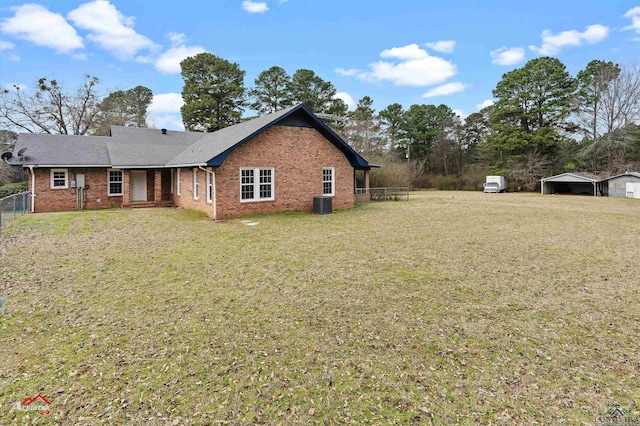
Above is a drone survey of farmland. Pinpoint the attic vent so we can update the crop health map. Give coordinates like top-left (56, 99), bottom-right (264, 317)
top-left (161, 128), bottom-right (167, 135)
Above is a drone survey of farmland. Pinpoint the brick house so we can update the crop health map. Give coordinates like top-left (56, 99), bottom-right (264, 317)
top-left (9, 104), bottom-right (374, 219)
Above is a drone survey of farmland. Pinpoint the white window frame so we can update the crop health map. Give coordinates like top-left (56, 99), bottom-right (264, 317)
top-left (206, 170), bottom-right (213, 204)
top-left (107, 169), bottom-right (123, 196)
top-left (240, 167), bottom-right (274, 202)
top-left (193, 168), bottom-right (199, 200)
top-left (177, 169), bottom-right (181, 196)
top-left (50, 168), bottom-right (68, 189)
top-left (322, 167), bottom-right (335, 196)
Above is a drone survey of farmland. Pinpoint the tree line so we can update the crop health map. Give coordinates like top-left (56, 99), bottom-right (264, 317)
top-left (178, 53), bottom-right (640, 190)
top-left (1, 53), bottom-right (639, 192)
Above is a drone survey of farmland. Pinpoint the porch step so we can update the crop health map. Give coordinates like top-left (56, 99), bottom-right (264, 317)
top-left (130, 202), bottom-right (156, 208)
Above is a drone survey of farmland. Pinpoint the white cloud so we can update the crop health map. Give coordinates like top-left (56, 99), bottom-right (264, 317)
top-left (154, 33), bottom-right (206, 74)
top-left (148, 93), bottom-right (183, 114)
top-left (529, 24), bottom-right (609, 55)
top-left (68, 0), bottom-right (156, 60)
top-left (335, 67), bottom-right (360, 76)
top-left (424, 40), bottom-right (456, 53)
top-left (623, 7), bottom-right (640, 35)
top-left (242, 1), bottom-right (269, 13)
top-left (476, 99), bottom-right (495, 110)
top-left (0, 40), bottom-right (15, 50)
top-left (380, 43), bottom-right (427, 60)
top-left (0, 4), bottom-right (83, 54)
top-left (148, 114), bottom-right (185, 131)
top-left (333, 92), bottom-right (356, 110)
top-left (147, 93), bottom-right (184, 130)
top-left (358, 43), bottom-right (457, 87)
top-left (421, 82), bottom-right (467, 98)
top-left (0, 41), bottom-right (19, 61)
top-left (490, 46), bottom-right (525, 66)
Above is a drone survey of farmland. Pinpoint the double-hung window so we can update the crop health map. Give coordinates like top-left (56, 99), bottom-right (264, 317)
top-left (322, 167), bottom-right (334, 196)
top-left (108, 170), bottom-right (123, 196)
top-left (50, 169), bottom-right (68, 189)
top-left (206, 170), bottom-right (213, 203)
top-left (193, 168), bottom-right (199, 200)
top-left (240, 168), bottom-right (274, 202)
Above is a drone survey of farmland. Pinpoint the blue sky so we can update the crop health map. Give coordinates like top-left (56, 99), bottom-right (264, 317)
top-left (1, 0), bottom-right (638, 130)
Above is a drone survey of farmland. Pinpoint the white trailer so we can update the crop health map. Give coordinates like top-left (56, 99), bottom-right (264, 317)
top-left (483, 176), bottom-right (506, 193)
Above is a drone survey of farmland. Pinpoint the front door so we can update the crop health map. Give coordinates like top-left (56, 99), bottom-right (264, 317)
top-left (131, 170), bottom-right (147, 202)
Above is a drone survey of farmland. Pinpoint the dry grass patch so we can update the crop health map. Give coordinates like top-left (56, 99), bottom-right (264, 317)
top-left (0, 192), bottom-right (639, 424)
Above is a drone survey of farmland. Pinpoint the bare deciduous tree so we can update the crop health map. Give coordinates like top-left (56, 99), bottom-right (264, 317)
top-left (0, 75), bottom-right (101, 135)
top-left (598, 64), bottom-right (640, 173)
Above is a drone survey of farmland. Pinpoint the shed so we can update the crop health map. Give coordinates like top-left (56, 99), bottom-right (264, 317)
top-left (601, 172), bottom-right (640, 198)
top-left (540, 172), bottom-right (606, 196)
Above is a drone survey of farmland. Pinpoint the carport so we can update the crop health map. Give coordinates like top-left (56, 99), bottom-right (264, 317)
top-left (540, 172), bottom-right (605, 196)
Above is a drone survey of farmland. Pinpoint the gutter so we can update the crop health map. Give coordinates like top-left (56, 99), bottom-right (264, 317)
top-left (198, 166), bottom-right (217, 220)
top-left (27, 166), bottom-right (35, 213)
top-left (167, 163), bottom-right (208, 169)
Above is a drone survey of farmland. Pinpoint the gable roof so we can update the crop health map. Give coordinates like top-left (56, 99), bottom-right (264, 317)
top-left (169, 104), bottom-right (372, 169)
top-left (601, 171), bottom-right (640, 181)
top-left (9, 134), bottom-right (111, 167)
top-left (106, 126), bottom-right (203, 167)
top-left (540, 172), bottom-right (601, 183)
top-left (167, 105), bottom-right (298, 167)
top-left (9, 104), bottom-right (373, 170)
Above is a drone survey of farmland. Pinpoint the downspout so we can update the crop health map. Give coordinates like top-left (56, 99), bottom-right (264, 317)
top-left (27, 166), bottom-right (35, 213)
top-left (198, 166), bottom-right (217, 220)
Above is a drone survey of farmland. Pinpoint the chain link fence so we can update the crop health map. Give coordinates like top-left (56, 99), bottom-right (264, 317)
top-left (0, 191), bottom-right (31, 230)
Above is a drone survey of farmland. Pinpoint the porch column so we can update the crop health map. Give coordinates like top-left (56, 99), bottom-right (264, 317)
top-left (123, 171), bottom-right (131, 206)
top-left (364, 169), bottom-right (370, 194)
top-left (154, 170), bottom-right (162, 206)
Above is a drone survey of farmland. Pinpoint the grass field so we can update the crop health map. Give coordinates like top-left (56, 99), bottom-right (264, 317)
top-left (1, 191), bottom-right (639, 424)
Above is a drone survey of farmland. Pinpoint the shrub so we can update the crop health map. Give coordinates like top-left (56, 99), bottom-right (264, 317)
top-left (431, 174), bottom-right (460, 190)
top-left (369, 162), bottom-right (412, 188)
top-left (0, 181), bottom-right (27, 198)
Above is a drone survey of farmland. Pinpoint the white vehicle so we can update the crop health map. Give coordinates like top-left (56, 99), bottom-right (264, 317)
top-left (483, 176), bottom-right (506, 193)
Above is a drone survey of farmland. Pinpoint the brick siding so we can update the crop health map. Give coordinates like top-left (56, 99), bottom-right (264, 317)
top-left (29, 125), bottom-right (358, 218)
top-left (30, 168), bottom-right (122, 213)
top-left (173, 125), bottom-right (355, 219)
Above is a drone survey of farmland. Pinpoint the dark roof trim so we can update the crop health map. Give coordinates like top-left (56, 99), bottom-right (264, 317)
top-left (207, 104), bottom-right (372, 169)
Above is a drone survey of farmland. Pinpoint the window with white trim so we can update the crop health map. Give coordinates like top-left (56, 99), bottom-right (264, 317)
top-left (50, 169), bottom-right (68, 189)
top-left (108, 169), bottom-right (123, 196)
top-left (240, 168), bottom-right (274, 202)
top-left (177, 169), bottom-right (181, 196)
top-left (322, 167), bottom-right (334, 196)
top-left (206, 170), bottom-right (213, 203)
top-left (193, 168), bottom-right (199, 200)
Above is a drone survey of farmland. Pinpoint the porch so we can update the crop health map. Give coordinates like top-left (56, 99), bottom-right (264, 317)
top-left (122, 169), bottom-right (173, 208)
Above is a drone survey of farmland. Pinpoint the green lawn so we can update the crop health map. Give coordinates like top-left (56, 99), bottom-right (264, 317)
top-left (1, 191), bottom-right (639, 424)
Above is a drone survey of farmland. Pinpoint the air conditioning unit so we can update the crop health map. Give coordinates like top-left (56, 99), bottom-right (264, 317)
top-left (313, 196), bottom-right (332, 214)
